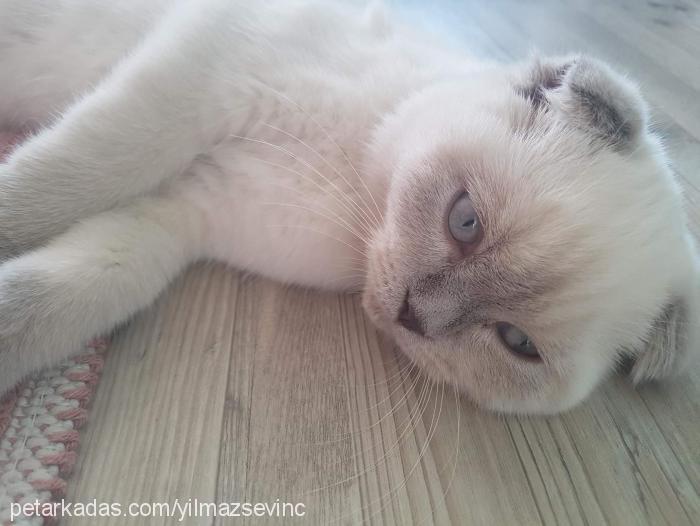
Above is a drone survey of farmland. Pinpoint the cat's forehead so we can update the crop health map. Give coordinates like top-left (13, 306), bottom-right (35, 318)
top-left (396, 136), bottom-right (583, 234)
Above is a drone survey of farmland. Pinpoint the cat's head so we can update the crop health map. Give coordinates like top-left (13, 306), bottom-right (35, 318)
top-left (363, 55), bottom-right (700, 414)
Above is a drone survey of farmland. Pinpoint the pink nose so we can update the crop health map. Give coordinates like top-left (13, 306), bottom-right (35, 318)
top-left (398, 293), bottom-right (425, 336)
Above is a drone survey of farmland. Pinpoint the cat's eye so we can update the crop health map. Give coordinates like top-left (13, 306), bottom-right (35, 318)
top-left (448, 193), bottom-right (482, 245)
top-left (496, 322), bottom-right (540, 359)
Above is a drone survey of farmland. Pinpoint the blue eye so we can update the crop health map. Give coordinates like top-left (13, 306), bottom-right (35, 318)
top-left (496, 323), bottom-right (540, 359)
top-left (448, 193), bottom-right (482, 244)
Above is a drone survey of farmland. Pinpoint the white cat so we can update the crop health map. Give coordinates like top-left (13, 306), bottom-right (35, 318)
top-left (0, 0), bottom-right (697, 414)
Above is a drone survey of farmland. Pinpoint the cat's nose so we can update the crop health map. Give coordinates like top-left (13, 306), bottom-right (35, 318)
top-left (397, 292), bottom-right (425, 336)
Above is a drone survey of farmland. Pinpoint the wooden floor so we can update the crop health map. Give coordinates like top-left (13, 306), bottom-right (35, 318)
top-left (65, 1), bottom-right (700, 525)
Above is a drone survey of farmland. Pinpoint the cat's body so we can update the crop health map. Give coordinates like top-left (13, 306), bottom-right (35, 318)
top-left (0, 0), bottom-right (698, 413)
top-left (1, 0), bottom-right (403, 287)
top-left (0, 0), bottom-right (478, 289)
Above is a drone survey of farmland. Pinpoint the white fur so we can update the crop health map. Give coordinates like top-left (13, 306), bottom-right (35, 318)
top-left (0, 0), bottom-right (697, 413)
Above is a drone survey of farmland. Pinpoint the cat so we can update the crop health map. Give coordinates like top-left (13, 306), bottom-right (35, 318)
top-left (0, 0), bottom-right (697, 414)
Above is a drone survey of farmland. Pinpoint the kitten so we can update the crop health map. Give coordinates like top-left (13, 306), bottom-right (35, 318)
top-left (0, 0), bottom-right (697, 414)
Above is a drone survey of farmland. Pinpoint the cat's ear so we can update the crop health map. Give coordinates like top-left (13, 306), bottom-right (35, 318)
top-left (631, 300), bottom-right (688, 383)
top-left (516, 55), bottom-right (648, 150)
top-left (630, 288), bottom-right (699, 383)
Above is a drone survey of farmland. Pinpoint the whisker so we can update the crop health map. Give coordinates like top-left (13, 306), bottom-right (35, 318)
top-left (324, 259), bottom-right (368, 271)
top-left (261, 122), bottom-right (382, 229)
top-left (261, 201), bottom-right (370, 245)
top-left (267, 224), bottom-right (368, 259)
top-left (260, 178), bottom-right (378, 245)
top-left (442, 383), bottom-right (462, 501)
top-left (302, 359), bottom-right (419, 447)
top-left (303, 372), bottom-right (432, 497)
top-left (355, 350), bottom-right (414, 390)
top-left (416, 382), bottom-right (462, 526)
top-left (362, 360), bottom-right (418, 414)
top-left (251, 79), bottom-right (385, 225)
top-left (245, 153), bottom-right (376, 240)
top-left (231, 135), bottom-right (377, 238)
top-left (322, 273), bottom-right (366, 289)
top-left (351, 380), bottom-right (445, 526)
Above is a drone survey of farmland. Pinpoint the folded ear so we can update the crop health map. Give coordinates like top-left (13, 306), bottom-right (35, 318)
top-left (631, 300), bottom-right (687, 383)
top-left (631, 288), bottom-right (700, 383)
top-left (516, 55), bottom-right (648, 150)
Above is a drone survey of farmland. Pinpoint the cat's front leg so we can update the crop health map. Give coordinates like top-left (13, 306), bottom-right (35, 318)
top-left (0, 187), bottom-right (205, 396)
top-left (0, 0), bottom-right (240, 258)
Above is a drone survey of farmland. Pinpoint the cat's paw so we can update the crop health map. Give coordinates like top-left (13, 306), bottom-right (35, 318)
top-left (0, 258), bottom-right (85, 396)
top-left (0, 263), bottom-right (47, 395)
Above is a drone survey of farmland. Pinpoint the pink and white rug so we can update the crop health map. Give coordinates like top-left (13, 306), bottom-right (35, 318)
top-left (0, 133), bottom-right (106, 525)
top-left (0, 345), bottom-right (105, 526)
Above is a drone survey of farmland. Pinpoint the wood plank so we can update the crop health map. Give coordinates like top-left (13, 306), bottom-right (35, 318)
top-left (65, 265), bottom-right (237, 525)
top-left (566, 0), bottom-right (700, 92)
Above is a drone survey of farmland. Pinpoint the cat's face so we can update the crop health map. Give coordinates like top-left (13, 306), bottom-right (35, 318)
top-left (363, 56), bottom-right (700, 414)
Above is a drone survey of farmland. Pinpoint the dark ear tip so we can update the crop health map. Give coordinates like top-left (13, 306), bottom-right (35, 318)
top-left (566, 60), bottom-right (647, 148)
top-left (519, 54), bottom-right (648, 149)
top-left (515, 54), bottom-right (577, 106)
